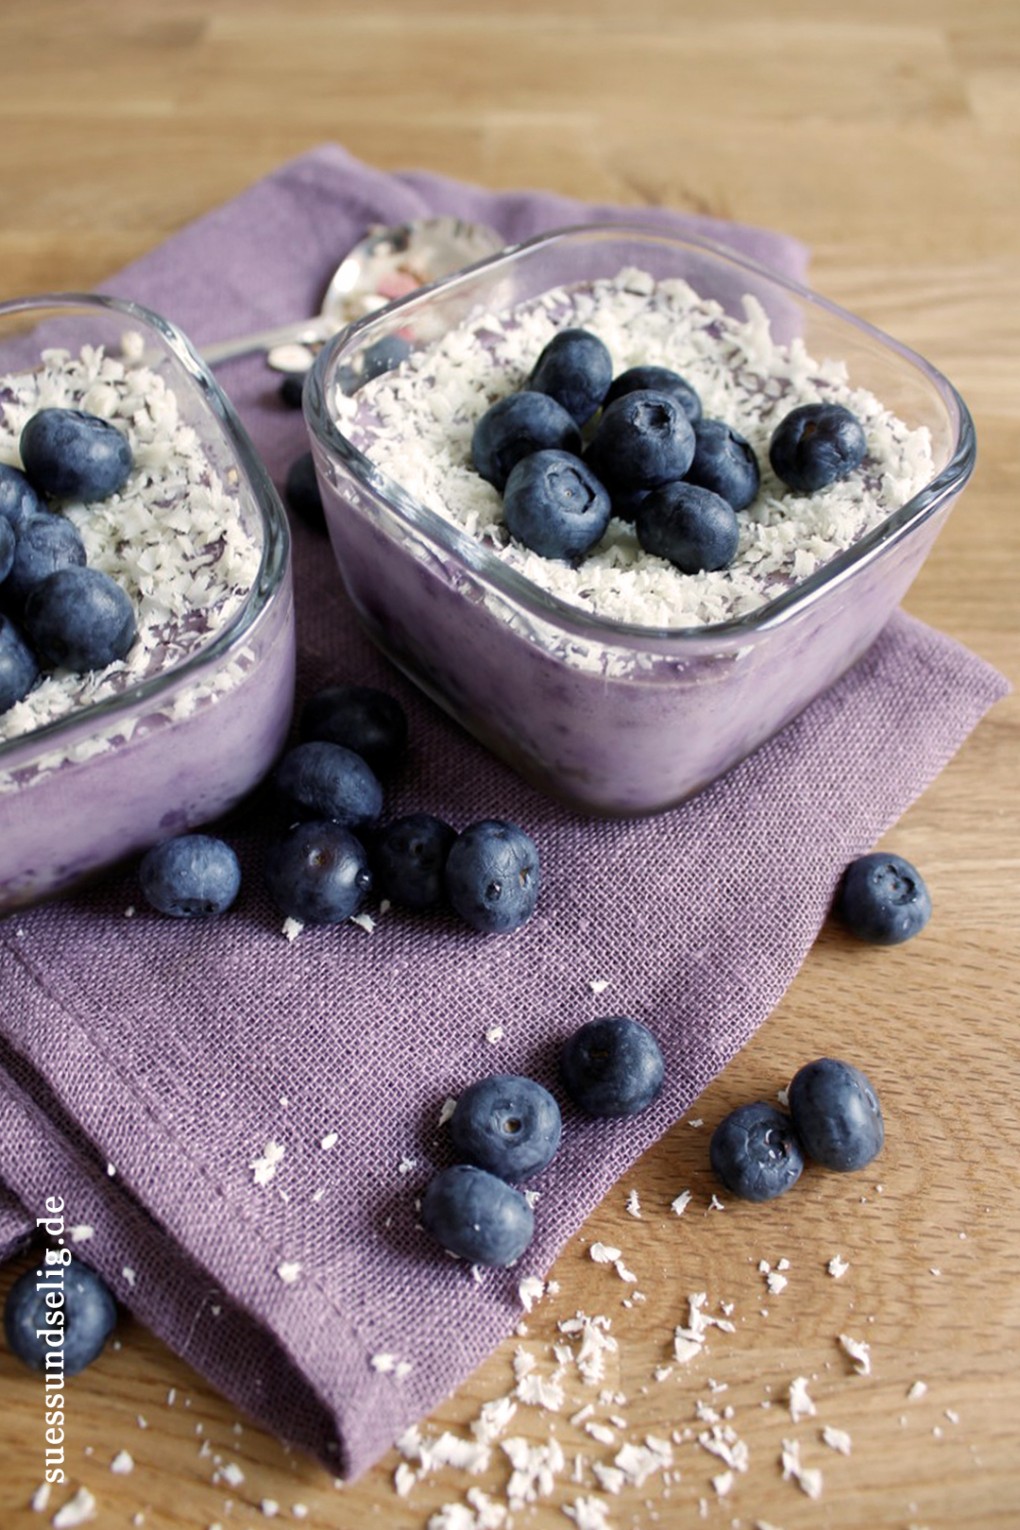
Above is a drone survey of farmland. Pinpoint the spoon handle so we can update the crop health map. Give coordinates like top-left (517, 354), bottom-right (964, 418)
top-left (202, 314), bottom-right (337, 366)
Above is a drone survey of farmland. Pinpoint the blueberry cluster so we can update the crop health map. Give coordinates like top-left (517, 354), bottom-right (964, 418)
top-left (137, 683), bottom-right (542, 937)
top-left (421, 1016), bottom-right (665, 1267)
top-left (709, 1057), bottom-right (885, 1201)
top-left (471, 328), bottom-right (868, 572)
top-left (0, 409), bottom-right (137, 715)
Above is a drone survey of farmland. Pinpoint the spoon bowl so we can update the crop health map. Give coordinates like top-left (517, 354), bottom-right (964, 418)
top-left (202, 216), bottom-right (506, 369)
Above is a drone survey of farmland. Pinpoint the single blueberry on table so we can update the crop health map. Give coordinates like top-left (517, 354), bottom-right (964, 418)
top-left (273, 740), bottom-right (384, 831)
top-left (769, 402), bottom-right (867, 494)
top-left (586, 389), bottom-right (695, 491)
top-left (709, 1102), bottom-right (805, 1201)
top-left (604, 365), bottom-right (702, 425)
top-left (139, 833), bottom-right (242, 917)
top-left (0, 463), bottom-right (43, 533)
top-left (834, 851), bottom-right (931, 945)
top-left (372, 812), bottom-right (456, 911)
top-left (636, 481), bottom-right (740, 574)
top-left (448, 1074), bottom-right (562, 1182)
top-left (362, 333), bottom-right (412, 380)
top-left (0, 516), bottom-right (14, 585)
top-left (299, 683), bottom-right (409, 777)
top-left (3, 512), bottom-right (86, 609)
top-left (23, 565), bottom-right (136, 672)
top-left (0, 614), bottom-right (40, 713)
top-left (471, 391), bottom-right (582, 492)
top-left (420, 1163), bottom-right (535, 1267)
top-left (264, 819), bottom-right (372, 924)
top-left (559, 1016), bottom-right (665, 1119)
top-left (444, 819), bottom-right (540, 934)
top-left (502, 449), bottom-right (611, 561)
top-left (528, 327), bottom-right (613, 427)
top-left (20, 408), bottom-right (133, 501)
top-left (284, 451), bottom-right (325, 532)
top-left (787, 1058), bottom-right (884, 1172)
top-left (4, 1255), bottom-right (117, 1376)
top-left (685, 418), bottom-right (760, 511)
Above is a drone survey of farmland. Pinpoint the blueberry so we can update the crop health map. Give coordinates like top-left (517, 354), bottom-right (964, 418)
top-left (559, 1016), bottom-right (664, 1119)
top-left (363, 334), bottom-right (412, 380)
top-left (502, 449), bottom-right (611, 561)
top-left (20, 408), bottom-right (133, 501)
top-left (471, 391), bottom-right (582, 492)
top-left (273, 740), bottom-right (383, 831)
top-left (0, 613), bottom-right (39, 712)
top-left (4, 1255), bottom-right (117, 1375)
top-left (685, 418), bottom-right (760, 511)
top-left (420, 1163), bottom-right (534, 1267)
top-left (139, 833), bottom-right (241, 917)
top-left (279, 372), bottom-right (308, 409)
top-left (3, 512), bottom-right (86, 608)
top-left (787, 1058), bottom-right (884, 1171)
top-left (299, 683), bottom-right (408, 776)
top-left (449, 1074), bottom-right (562, 1181)
top-left (636, 481), bottom-right (740, 574)
top-left (769, 402), bottom-right (867, 493)
top-left (709, 1102), bottom-right (806, 1201)
top-left (835, 851), bottom-right (931, 945)
top-left (372, 812), bottom-right (456, 911)
top-left (0, 464), bottom-right (43, 533)
top-left (0, 516), bottom-right (14, 585)
top-left (604, 365), bottom-right (702, 425)
top-left (285, 451), bottom-right (325, 532)
top-left (528, 328), bottom-right (613, 427)
top-left (586, 390), bottom-right (695, 491)
top-left (264, 819), bottom-right (373, 924)
top-left (23, 566), bottom-right (136, 672)
top-left (444, 819), bottom-right (540, 934)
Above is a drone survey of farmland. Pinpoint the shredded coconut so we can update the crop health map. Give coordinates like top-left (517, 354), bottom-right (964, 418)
top-left (838, 1333), bottom-right (872, 1376)
top-left (0, 338), bottom-right (262, 761)
top-left (346, 273), bottom-right (935, 634)
top-left (52, 1488), bottom-right (98, 1528)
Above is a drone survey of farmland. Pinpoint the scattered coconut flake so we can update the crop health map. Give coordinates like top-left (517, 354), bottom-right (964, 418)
top-left (438, 1097), bottom-right (458, 1126)
top-left (52, 1489), bottom-right (98, 1528)
top-left (250, 1140), bottom-right (286, 1186)
top-left (712, 1470), bottom-right (734, 1498)
top-left (673, 1292), bottom-right (735, 1364)
top-left (282, 917), bottom-right (304, 943)
top-left (821, 1425), bottom-right (852, 1455)
top-left (372, 1353), bottom-right (413, 1379)
top-left (780, 1438), bottom-right (823, 1499)
top-left (277, 1260), bottom-right (302, 1285)
top-left (838, 1333), bottom-right (872, 1376)
top-left (110, 1450), bottom-right (134, 1474)
top-left (625, 1189), bottom-right (641, 1218)
top-left (827, 1254), bottom-right (849, 1279)
top-left (707, 1194), bottom-right (726, 1212)
top-left (31, 1483), bottom-right (51, 1512)
top-left (517, 1276), bottom-right (546, 1314)
top-left (122, 1267), bottom-right (136, 1288)
top-left (259, 1502), bottom-right (279, 1519)
top-left (788, 1377), bottom-right (816, 1422)
top-left (907, 1380), bottom-right (928, 1402)
top-left (485, 1025), bottom-right (504, 1043)
top-left (349, 911), bottom-right (375, 934)
top-left (588, 980), bottom-right (609, 995)
top-left (502, 1436), bottom-right (566, 1508)
top-left (589, 1242), bottom-right (621, 1265)
top-left (563, 1497), bottom-right (612, 1530)
top-left (320, 1131), bottom-right (339, 1150)
top-left (220, 1462), bottom-right (244, 1487)
top-left (671, 1191), bottom-right (692, 1217)
top-left (70, 1225), bottom-right (94, 1244)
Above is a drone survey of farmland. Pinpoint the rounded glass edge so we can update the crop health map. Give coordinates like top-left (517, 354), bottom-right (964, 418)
top-left (305, 221), bottom-right (976, 651)
top-left (0, 290), bottom-right (292, 763)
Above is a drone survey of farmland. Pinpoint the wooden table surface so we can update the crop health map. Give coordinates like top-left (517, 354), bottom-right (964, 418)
top-left (1, 2), bottom-right (1017, 1526)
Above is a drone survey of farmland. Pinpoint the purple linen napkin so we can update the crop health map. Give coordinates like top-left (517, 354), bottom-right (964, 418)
top-left (0, 145), bottom-right (1008, 1479)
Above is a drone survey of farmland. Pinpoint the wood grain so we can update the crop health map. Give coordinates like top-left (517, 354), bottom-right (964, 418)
top-left (1, 1), bottom-right (1017, 1526)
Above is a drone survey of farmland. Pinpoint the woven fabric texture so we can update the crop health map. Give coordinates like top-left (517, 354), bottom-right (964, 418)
top-left (0, 145), bottom-right (1007, 1479)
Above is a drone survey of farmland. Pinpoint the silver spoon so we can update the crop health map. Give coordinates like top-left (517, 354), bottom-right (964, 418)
top-left (202, 216), bottom-right (506, 370)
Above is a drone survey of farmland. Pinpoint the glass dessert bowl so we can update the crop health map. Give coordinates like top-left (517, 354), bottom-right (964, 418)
top-left (0, 294), bottom-right (295, 910)
top-left (303, 224), bottom-right (974, 817)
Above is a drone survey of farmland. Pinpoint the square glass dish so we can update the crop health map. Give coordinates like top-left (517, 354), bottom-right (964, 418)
top-left (303, 225), bottom-right (974, 817)
top-left (0, 294), bottom-right (296, 910)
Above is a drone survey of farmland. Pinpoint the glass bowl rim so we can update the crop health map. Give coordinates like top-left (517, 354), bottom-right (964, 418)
top-left (0, 290), bottom-right (291, 764)
top-left (305, 220), bottom-right (975, 650)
